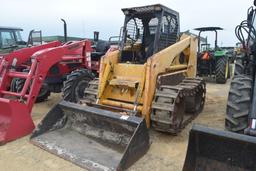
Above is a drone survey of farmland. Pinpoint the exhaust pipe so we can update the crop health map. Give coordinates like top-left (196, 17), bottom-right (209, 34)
top-left (94, 31), bottom-right (99, 42)
top-left (31, 100), bottom-right (149, 170)
top-left (183, 124), bottom-right (256, 171)
top-left (61, 19), bottom-right (67, 43)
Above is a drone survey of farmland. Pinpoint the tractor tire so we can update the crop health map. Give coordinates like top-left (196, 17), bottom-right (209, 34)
top-left (35, 83), bottom-right (51, 102)
top-left (234, 57), bottom-right (244, 75)
top-left (15, 78), bottom-right (51, 103)
top-left (216, 57), bottom-right (229, 84)
top-left (10, 78), bottom-right (18, 92)
top-left (225, 75), bottom-right (252, 133)
top-left (63, 69), bottom-right (94, 103)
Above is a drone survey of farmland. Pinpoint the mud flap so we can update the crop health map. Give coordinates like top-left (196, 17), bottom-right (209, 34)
top-left (0, 98), bottom-right (35, 145)
top-left (30, 100), bottom-right (150, 171)
top-left (183, 124), bottom-right (256, 171)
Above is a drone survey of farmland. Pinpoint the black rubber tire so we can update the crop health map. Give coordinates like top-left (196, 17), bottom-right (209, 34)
top-left (10, 78), bottom-right (18, 92)
top-left (234, 57), bottom-right (244, 75)
top-left (35, 83), bottom-right (51, 102)
top-left (63, 69), bottom-right (94, 103)
top-left (48, 83), bottom-right (62, 93)
top-left (216, 57), bottom-right (228, 84)
top-left (15, 79), bottom-right (51, 103)
top-left (225, 75), bottom-right (252, 133)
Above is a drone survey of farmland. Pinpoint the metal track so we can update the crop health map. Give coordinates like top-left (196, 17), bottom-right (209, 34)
top-left (151, 78), bottom-right (206, 134)
top-left (82, 78), bottom-right (98, 103)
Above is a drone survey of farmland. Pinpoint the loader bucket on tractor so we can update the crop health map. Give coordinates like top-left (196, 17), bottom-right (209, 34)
top-left (183, 124), bottom-right (256, 171)
top-left (31, 100), bottom-right (149, 171)
top-left (0, 99), bottom-right (34, 145)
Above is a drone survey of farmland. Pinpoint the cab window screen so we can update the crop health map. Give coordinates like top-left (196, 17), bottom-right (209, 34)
top-left (1, 31), bottom-right (16, 48)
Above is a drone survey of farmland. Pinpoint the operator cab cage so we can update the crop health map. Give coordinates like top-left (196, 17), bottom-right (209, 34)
top-left (120, 4), bottom-right (180, 63)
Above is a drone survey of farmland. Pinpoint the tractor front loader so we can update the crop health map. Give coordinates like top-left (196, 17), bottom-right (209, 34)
top-left (0, 40), bottom-right (93, 145)
top-left (5, 19), bottom-right (105, 103)
top-left (0, 41), bottom-right (64, 101)
top-left (183, 1), bottom-right (256, 171)
top-left (31, 4), bottom-right (206, 170)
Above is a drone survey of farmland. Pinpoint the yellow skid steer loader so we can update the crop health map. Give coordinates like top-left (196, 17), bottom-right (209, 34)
top-left (31, 4), bottom-right (206, 170)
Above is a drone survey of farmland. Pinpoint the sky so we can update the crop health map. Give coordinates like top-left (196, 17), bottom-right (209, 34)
top-left (0, 0), bottom-right (254, 46)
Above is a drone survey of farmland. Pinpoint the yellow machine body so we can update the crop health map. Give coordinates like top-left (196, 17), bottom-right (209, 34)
top-left (98, 34), bottom-right (198, 127)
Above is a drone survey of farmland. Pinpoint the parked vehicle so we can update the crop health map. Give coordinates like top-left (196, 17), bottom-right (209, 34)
top-left (30, 4), bottom-right (206, 170)
top-left (195, 27), bottom-right (230, 83)
top-left (183, 1), bottom-right (256, 170)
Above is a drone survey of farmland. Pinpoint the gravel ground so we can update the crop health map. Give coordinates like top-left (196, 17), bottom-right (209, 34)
top-left (0, 79), bottom-right (230, 171)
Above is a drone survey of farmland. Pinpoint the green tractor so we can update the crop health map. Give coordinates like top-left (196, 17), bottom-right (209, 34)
top-left (0, 26), bottom-right (42, 54)
top-left (195, 27), bottom-right (230, 84)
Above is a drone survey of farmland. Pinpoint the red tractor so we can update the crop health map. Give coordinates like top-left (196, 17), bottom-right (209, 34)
top-left (2, 19), bottom-right (106, 103)
top-left (0, 19), bottom-right (114, 145)
top-left (0, 39), bottom-right (96, 145)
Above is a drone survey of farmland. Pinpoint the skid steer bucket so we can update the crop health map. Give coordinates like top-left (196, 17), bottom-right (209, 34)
top-left (0, 99), bottom-right (35, 145)
top-left (31, 100), bottom-right (149, 171)
top-left (183, 124), bottom-right (256, 171)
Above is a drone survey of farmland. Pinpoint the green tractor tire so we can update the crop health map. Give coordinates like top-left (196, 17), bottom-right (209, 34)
top-left (216, 57), bottom-right (229, 84)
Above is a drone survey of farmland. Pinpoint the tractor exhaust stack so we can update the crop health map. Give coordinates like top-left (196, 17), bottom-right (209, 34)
top-left (31, 100), bottom-right (149, 170)
top-left (61, 19), bottom-right (67, 43)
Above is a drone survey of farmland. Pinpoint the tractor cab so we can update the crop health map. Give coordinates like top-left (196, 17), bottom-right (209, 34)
top-left (0, 27), bottom-right (26, 53)
top-left (0, 27), bottom-right (42, 54)
top-left (120, 4), bottom-right (180, 63)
